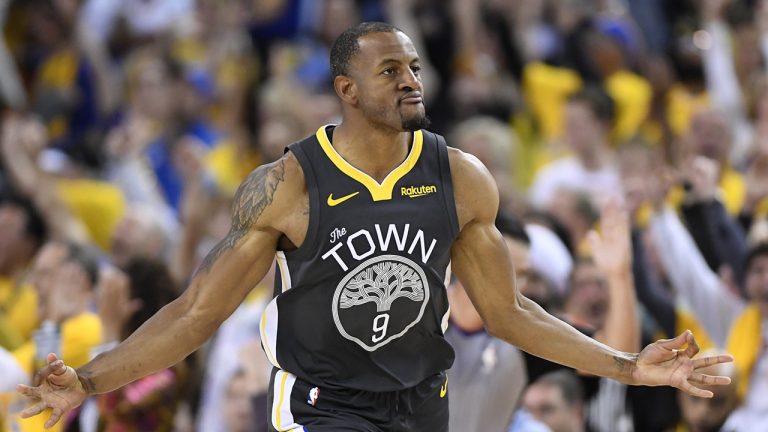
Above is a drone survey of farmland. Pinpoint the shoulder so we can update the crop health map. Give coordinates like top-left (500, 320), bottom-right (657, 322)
top-left (232, 151), bottom-right (306, 231)
top-left (447, 147), bottom-right (499, 229)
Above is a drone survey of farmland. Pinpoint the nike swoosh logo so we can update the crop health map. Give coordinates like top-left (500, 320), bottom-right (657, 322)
top-left (327, 192), bottom-right (360, 207)
top-left (440, 376), bottom-right (448, 398)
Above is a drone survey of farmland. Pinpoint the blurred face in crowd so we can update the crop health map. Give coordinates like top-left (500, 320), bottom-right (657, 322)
top-left (746, 253), bottom-right (768, 317)
top-left (0, 203), bottom-right (36, 275)
top-left (110, 208), bottom-right (166, 268)
top-left (565, 261), bottom-right (609, 330)
top-left (343, 31), bottom-right (428, 132)
top-left (564, 100), bottom-right (606, 157)
top-left (29, 242), bottom-right (93, 317)
top-left (320, 0), bottom-right (359, 44)
top-left (448, 233), bottom-right (533, 329)
top-left (678, 363), bottom-right (738, 432)
top-left (29, 242), bottom-right (68, 295)
top-left (129, 58), bottom-right (176, 121)
top-left (687, 111), bottom-right (731, 164)
top-left (223, 372), bottom-right (256, 432)
top-left (502, 235), bottom-right (547, 305)
top-left (523, 382), bottom-right (583, 432)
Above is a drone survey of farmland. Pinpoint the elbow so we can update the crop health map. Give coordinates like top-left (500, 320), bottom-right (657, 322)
top-left (483, 300), bottom-right (528, 340)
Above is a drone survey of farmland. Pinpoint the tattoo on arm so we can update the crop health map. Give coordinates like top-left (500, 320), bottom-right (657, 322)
top-left (195, 158), bottom-right (286, 275)
top-left (613, 353), bottom-right (638, 375)
top-left (77, 370), bottom-right (97, 394)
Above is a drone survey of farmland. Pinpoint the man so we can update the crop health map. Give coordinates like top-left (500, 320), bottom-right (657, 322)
top-left (522, 370), bottom-right (586, 432)
top-left (445, 214), bottom-right (531, 432)
top-left (0, 193), bottom-right (48, 350)
top-left (19, 22), bottom-right (731, 432)
top-left (676, 353), bottom-right (738, 432)
top-left (529, 86), bottom-right (622, 210)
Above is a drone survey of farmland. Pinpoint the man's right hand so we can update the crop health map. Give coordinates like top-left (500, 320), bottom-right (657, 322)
top-left (16, 353), bottom-right (87, 429)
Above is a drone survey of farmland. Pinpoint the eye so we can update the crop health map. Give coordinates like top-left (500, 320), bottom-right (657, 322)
top-left (411, 65), bottom-right (422, 74)
top-left (382, 67), bottom-right (396, 76)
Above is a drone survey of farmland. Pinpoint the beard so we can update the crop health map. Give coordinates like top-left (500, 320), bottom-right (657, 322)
top-left (400, 111), bottom-right (430, 131)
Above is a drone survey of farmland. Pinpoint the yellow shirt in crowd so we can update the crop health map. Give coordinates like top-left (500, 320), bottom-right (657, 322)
top-left (0, 277), bottom-right (38, 351)
top-left (9, 313), bottom-right (102, 432)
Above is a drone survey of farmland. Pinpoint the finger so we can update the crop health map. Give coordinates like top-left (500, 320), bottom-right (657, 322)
top-left (36, 358), bottom-right (65, 381)
top-left (45, 408), bottom-right (64, 429)
top-left (683, 333), bottom-right (700, 358)
top-left (694, 354), bottom-right (734, 369)
top-left (16, 384), bottom-right (41, 399)
top-left (20, 401), bottom-right (48, 418)
top-left (679, 380), bottom-right (714, 398)
top-left (656, 330), bottom-right (692, 350)
top-left (46, 353), bottom-right (60, 364)
top-left (688, 373), bottom-right (732, 386)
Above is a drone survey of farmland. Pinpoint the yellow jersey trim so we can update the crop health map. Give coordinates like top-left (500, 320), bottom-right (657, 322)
top-left (277, 372), bottom-right (289, 430)
top-left (315, 125), bottom-right (423, 201)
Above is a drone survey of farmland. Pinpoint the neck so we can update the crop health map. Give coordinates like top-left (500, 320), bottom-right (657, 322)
top-left (332, 120), bottom-right (413, 182)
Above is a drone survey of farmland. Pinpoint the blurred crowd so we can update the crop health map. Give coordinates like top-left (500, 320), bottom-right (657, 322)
top-left (0, 0), bottom-right (767, 431)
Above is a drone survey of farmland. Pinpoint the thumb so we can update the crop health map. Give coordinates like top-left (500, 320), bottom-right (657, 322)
top-left (656, 330), bottom-right (693, 350)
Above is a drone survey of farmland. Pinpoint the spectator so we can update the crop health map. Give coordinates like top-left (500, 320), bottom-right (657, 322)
top-left (0, 193), bottom-right (48, 350)
top-left (529, 87), bottom-right (622, 210)
top-left (522, 370), bottom-right (586, 432)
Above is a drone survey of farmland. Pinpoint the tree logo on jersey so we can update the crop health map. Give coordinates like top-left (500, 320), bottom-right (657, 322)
top-left (332, 254), bottom-right (430, 351)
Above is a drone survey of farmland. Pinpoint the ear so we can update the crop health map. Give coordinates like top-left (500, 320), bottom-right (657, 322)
top-left (334, 75), bottom-right (357, 106)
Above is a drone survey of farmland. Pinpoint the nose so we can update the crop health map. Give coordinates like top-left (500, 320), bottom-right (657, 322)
top-left (398, 68), bottom-right (420, 92)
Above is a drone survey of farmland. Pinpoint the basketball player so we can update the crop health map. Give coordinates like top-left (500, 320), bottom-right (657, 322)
top-left (18, 22), bottom-right (732, 432)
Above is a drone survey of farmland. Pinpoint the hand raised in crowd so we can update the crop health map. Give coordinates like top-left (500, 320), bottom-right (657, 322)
top-left (587, 198), bottom-right (632, 277)
top-left (96, 267), bottom-right (139, 343)
top-left (682, 156), bottom-right (720, 204)
top-left (43, 262), bottom-right (91, 324)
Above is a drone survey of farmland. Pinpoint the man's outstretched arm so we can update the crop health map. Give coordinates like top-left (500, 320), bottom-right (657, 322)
top-left (17, 153), bottom-right (302, 427)
top-left (448, 148), bottom-right (732, 396)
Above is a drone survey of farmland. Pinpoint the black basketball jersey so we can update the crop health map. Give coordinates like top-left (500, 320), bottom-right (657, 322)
top-left (259, 125), bottom-right (459, 392)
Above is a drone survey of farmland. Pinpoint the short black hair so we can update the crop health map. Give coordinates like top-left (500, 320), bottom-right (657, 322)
top-left (568, 85), bottom-right (616, 126)
top-left (62, 241), bottom-right (101, 287)
top-left (330, 21), bottom-right (402, 79)
top-left (495, 213), bottom-right (530, 246)
top-left (0, 192), bottom-right (48, 250)
top-left (534, 370), bottom-right (585, 406)
top-left (745, 242), bottom-right (768, 274)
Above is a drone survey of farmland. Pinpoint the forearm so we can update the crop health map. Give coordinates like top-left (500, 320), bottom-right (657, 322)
top-left (631, 230), bottom-right (676, 337)
top-left (599, 271), bottom-right (640, 353)
top-left (488, 294), bottom-right (637, 384)
top-left (75, 296), bottom-right (214, 394)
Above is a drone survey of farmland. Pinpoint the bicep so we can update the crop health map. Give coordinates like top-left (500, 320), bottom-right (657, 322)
top-left (450, 220), bottom-right (522, 328)
top-left (182, 227), bottom-right (280, 326)
top-left (181, 157), bottom-right (290, 326)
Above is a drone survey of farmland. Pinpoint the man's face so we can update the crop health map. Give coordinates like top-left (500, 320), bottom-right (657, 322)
top-left (347, 31), bottom-right (428, 131)
top-left (503, 236), bottom-right (547, 304)
top-left (746, 254), bottom-right (768, 317)
top-left (0, 204), bottom-right (30, 272)
top-left (688, 111), bottom-right (730, 163)
top-left (566, 262), bottom-right (609, 329)
top-left (678, 367), bottom-right (737, 432)
top-left (223, 373), bottom-right (256, 432)
top-left (564, 100), bottom-right (604, 156)
top-left (523, 383), bottom-right (580, 432)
